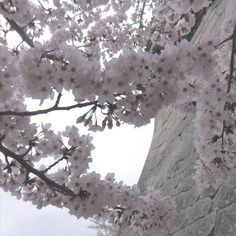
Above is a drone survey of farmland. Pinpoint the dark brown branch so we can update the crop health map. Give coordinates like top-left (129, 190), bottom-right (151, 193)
top-left (221, 119), bottom-right (226, 146)
top-left (210, 120), bottom-right (226, 146)
top-left (0, 140), bottom-right (90, 199)
top-left (37, 0), bottom-right (52, 12)
top-left (214, 35), bottom-right (233, 49)
top-left (4, 17), bottom-right (35, 48)
top-left (227, 26), bottom-right (236, 93)
top-left (0, 3), bottom-right (34, 47)
top-left (0, 2), bottom-right (35, 48)
top-left (0, 95), bottom-right (100, 117)
top-left (3, 154), bottom-right (12, 173)
top-left (42, 155), bottom-right (67, 173)
top-left (0, 141), bottom-right (76, 196)
top-left (139, 1), bottom-right (146, 29)
top-left (54, 92), bottom-right (62, 107)
top-left (19, 145), bottom-right (33, 158)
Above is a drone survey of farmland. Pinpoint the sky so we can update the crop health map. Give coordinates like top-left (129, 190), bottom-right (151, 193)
top-left (0, 104), bottom-right (154, 236)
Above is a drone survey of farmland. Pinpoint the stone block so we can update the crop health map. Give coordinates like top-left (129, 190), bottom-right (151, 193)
top-left (173, 212), bottom-right (216, 236)
top-left (214, 202), bottom-right (236, 236)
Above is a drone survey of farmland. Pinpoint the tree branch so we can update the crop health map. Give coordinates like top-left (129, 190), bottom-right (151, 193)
top-left (0, 94), bottom-right (100, 117)
top-left (139, 1), bottom-right (146, 29)
top-left (42, 155), bottom-right (67, 174)
top-left (0, 3), bottom-right (35, 48)
top-left (0, 139), bottom-right (89, 199)
top-left (226, 26), bottom-right (236, 93)
top-left (5, 17), bottom-right (35, 48)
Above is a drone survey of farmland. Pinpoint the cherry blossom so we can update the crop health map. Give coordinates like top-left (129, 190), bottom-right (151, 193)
top-left (0, 0), bottom-right (236, 232)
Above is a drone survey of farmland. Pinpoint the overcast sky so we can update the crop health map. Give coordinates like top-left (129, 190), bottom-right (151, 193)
top-left (0, 114), bottom-right (154, 236)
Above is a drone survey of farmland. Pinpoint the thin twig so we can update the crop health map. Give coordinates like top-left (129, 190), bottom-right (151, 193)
top-left (221, 120), bottom-right (226, 146)
top-left (214, 35), bottom-right (233, 49)
top-left (42, 155), bottom-right (67, 173)
top-left (226, 26), bottom-right (236, 93)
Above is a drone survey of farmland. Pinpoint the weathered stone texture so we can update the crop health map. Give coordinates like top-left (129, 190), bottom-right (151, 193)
top-left (119, 0), bottom-right (236, 235)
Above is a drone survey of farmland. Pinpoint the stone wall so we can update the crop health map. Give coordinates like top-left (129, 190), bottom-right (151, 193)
top-left (119, 0), bottom-right (236, 235)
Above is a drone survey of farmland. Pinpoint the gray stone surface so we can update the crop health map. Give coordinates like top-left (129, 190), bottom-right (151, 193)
top-left (119, 1), bottom-right (236, 235)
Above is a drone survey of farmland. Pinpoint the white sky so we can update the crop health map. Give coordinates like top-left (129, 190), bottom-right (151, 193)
top-left (0, 100), bottom-right (154, 236)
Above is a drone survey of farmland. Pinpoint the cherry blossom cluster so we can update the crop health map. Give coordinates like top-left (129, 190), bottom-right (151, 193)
top-left (0, 0), bottom-right (236, 231)
top-left (89, 217), bottom-right (119, 236)
top-left (149, 0), bottom-right (212, 50)
top-left (193, 7), bottom-right (236, 188)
